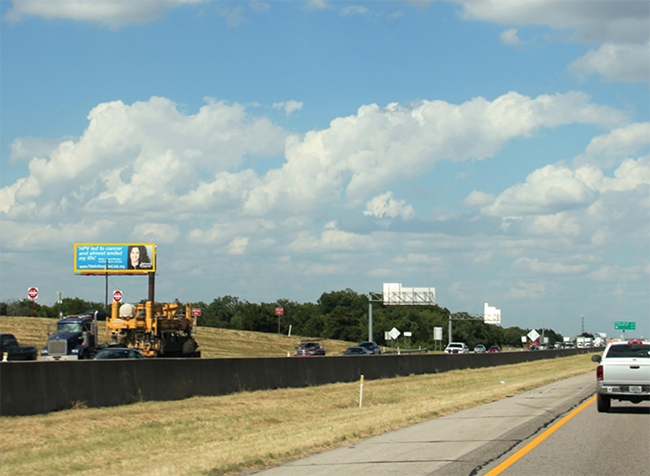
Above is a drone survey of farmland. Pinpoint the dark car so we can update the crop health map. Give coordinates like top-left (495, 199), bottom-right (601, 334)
top-left (488, 346), bottom-right (501, 353)
top-left (294, 341), bottom-right (326, 357)
top-left (358, 341), bottom-right (382, 354)
top-left (93, 347), bottom-right (146, 360)
top-left (0, 333), bottom-right (38, 361)
top-left (343, 346), bottom-right (372, 356)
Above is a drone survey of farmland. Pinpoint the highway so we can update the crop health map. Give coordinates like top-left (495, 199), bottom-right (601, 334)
top-left (249, 372), bottom-right (650, 476)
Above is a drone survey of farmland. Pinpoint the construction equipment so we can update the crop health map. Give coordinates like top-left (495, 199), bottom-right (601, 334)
top-left (108, 301), bottom-right (200, 358)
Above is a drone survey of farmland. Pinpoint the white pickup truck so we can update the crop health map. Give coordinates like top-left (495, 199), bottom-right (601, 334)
top-left (591, 339), bottom-right (650, 412)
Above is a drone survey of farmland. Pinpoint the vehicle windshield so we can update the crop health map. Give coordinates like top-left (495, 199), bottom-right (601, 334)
top-left (298, 343), bottom-right (317, 349)
top-left (96, 349), bottom-right (131, 359)
top-left (605, 344), bottom-right (650, 358)
top-left (57, 323), bottom-right (83, 333)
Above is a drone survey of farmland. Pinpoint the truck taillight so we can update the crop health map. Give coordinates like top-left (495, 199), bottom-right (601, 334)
top-left (596, 365), bottom-right (603, 381)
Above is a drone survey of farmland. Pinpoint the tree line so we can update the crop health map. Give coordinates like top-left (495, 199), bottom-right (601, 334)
top-left (0, 288), bottom-right (564, 348)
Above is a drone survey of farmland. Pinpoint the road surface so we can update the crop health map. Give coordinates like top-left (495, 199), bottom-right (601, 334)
top-left (248, 372), bottom-right (650, 476)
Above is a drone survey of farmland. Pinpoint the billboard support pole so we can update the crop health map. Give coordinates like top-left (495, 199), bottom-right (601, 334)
top-left (104, 259), bottom-right (108, 310)
top-left (148, 253), bottom-right (155, 303)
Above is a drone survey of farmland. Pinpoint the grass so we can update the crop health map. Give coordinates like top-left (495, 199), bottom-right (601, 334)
top-left (0, 353), bottom-right (597, 476)
top-left (0, 315), bottom-right (354, 358)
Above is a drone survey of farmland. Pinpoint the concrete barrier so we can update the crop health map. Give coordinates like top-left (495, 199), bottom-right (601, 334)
top-left (0, 349), bottom-right (594, 416)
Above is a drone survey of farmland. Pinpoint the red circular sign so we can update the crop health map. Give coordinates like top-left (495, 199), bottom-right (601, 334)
top-left (27, 287), bottom-right (38, 300)
top-left (275, 307), bottom-right (284, 316)
top-left (191, 308), bottom-right (201, 317)
top-left (113, 290), bottom-right (123, 302)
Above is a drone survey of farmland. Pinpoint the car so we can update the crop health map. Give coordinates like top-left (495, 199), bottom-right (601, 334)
top-left (591, 339), bottom-right (650, 412)
top-left (473, 344), bottom-right (486, 353)
top-left (529, 344), bottom-right (539, 351)
top-left (294, 341), bottom-right (326, 357)
top-left (343, 346), bottom-right (372, 356)
top-left (358, 341), bottom-right (382, 354)
top-left (488, 345), bottom-right (501, 353)
top-left (93, 347), bottom-right (146, 360)
top-left (444, 342), bottom-right (469, 354)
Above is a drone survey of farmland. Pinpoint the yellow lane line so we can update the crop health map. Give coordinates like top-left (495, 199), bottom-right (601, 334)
top-left (483, 395), bottom-right (597, 476)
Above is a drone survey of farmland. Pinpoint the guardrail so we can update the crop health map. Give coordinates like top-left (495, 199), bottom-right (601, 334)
top-left (0, 348), bottom-right (596, 416)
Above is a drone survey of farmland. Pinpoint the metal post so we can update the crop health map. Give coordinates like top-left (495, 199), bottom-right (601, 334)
top-left (104, 259), bottom-right (108, 310)
top-left (368, 295), bottom-right (373, 342)
top-left (448, 317), bottom-right (452, 344)
top-left (148, 272), bottom-right (155, 303)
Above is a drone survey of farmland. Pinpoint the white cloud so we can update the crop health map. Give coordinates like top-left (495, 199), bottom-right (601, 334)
top-left (568, 42), bottom-right (650, 83)
top-left (302, 0), bottom-right (331, 11)
top-left (480, 164), bottom-right (598, 217)
top-left (515, 256), bottom-right (588, 274)
top-left (573, 122), bottom-right (650, 169)
top-left (3, 0), bottom-right (207, 29)
top-left (339, 5), bottom-right (369, 16)
top-left (364, 192), bottom-right (415, 220)
top-left (272, 100), bottom-right (304, 116)
top-left (456, 0), bottom-right (649, 83)
top-left (500, 28), bottom-right (523, 47)
top-left (249, 1), bottom-right (270, 13)
top-left (216, 5), bottom-right (248, 28)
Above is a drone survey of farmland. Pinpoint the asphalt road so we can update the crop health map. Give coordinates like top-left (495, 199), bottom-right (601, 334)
top-left (248, 372), bottom-right (650, 476)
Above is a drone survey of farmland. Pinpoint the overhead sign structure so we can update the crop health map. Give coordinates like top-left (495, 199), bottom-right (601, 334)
top-left (614, 321), bottom-right (636, 331)
top-left (112, 290), bottom-right (123, 303)
top-left (27, 287), bottom-right (38, 300)
top-left (382, 283), bottom-right (435, 305)
top-left (74, 243), bottom-right (156, 274)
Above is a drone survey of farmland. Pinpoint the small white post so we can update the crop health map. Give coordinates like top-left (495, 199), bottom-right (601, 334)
top-left (359, 375), bottom-right (364, 408)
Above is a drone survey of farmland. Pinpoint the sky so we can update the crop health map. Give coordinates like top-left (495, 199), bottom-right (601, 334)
top-left (0, 0), bottom-right (648, 339)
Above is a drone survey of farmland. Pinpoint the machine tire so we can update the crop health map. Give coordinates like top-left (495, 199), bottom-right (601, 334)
top-left (597, 393), bottom-right (611, 413)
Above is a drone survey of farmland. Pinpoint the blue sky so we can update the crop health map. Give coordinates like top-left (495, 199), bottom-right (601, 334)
top-left (1, 0), bottom-right (648, 339)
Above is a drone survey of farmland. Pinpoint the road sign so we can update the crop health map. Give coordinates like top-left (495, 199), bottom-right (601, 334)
top-left (275, 307), bottom-right (284, 316)
top-left (388, 327), bottom-right (401, 340)
top-left (614, 321), bottom-right (636, 331)
top-left (27, 287), bottom-right (38, 300)
top-left (192, 308), bottom-right (201, 317)
top-left (527, 329), bottom-right (540, 341)
top-left (112, 290), bottom-right (123, 302)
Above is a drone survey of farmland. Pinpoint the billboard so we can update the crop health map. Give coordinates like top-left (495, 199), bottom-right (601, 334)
top-left (484, 302), bottom-right (501, 325)
top-left (74, 243), bottom-right (156, 274)
top-left (382, 283), bottom-right (436, 305)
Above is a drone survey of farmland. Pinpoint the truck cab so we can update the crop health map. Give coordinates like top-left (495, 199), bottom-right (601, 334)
top-left (41, 315), bottom-right (99, 360)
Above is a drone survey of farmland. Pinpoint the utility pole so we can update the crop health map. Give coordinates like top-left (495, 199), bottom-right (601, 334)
top-left (581, 314), bottom-right (585, 335)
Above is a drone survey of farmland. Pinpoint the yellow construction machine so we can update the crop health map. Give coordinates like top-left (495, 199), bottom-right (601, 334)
top-left (107, 301), bottom-right (200, 358)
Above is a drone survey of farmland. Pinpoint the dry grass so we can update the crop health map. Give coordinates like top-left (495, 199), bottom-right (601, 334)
top-left (0, 316), bottom-right (354, 358)
top-left (0, 354), bottom-right (596, 476)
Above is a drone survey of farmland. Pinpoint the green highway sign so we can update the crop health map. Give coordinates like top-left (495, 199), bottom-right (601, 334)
top-left (614, 321), bottom-right (636, 331)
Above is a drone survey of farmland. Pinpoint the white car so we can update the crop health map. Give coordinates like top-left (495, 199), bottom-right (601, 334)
top-left (591, 339), bottom-right (650, 412)
top-left (445, 342), bottom-right (469, 354)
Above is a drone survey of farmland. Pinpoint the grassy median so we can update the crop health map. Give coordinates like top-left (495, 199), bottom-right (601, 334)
top-left (0, 354), bottom-right (596, 476)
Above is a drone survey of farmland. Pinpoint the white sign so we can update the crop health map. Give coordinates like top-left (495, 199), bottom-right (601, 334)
top-left (484, 302), bottom-right (501, 325)
top-left (388, 327), bottom-right (401, 340)
top-left (521, 336), bottom-right (527, 343)
top-left (434, 327), bottom-right (443, 340)
top-left (527, 329), bottom-right (540, 341)
top-left (404, 331), bottom-right (412, 337)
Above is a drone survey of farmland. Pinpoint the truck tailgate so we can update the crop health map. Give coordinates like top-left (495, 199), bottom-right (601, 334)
top-left (603, 359), bottom-right (650, 384)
